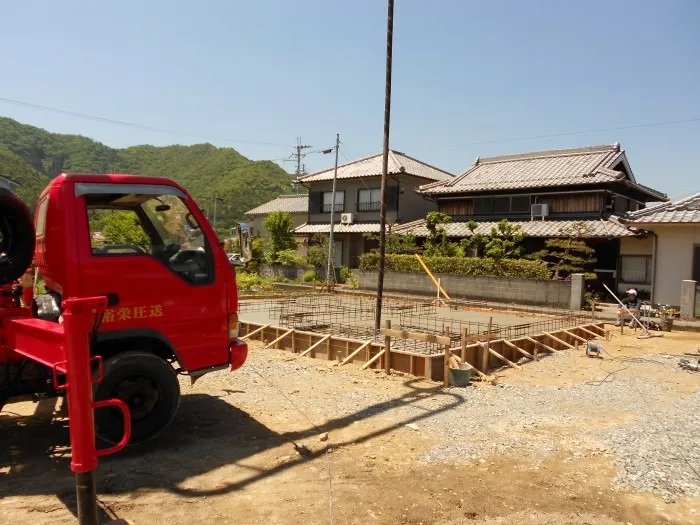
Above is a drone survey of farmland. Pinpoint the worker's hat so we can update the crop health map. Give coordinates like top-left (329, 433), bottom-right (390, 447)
top-left (626, 289), bottom-right (638, 295)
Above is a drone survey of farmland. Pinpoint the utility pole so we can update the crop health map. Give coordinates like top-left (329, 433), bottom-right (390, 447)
top-left (287, 137), bottom-right (312, 194)
top-left (375, 0), bottom-right (394, 330)
top-left (326, 133), bottom-right (340, 288)
top-left (213, 194), bottom-right (223, 229)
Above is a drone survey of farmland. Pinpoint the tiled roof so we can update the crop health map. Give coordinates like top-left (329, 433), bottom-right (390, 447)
top-left (419, 143), bottom-right (667, 201)
top-left (297, 150), bottom-right (453, 183)
top-left (393, 217), bottom-right (635, 238)
top-left (245, 194), bottom-right (308, 216)
top-left (295, 222), bottom-right (382, 234)
top-left (622, 192), bottom-right (700, 224)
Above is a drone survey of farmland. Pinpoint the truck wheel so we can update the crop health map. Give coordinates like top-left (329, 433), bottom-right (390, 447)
top-left (94, 351), bottom-right (180, 444)
top-left (0, 188), bottom-right (35, 287)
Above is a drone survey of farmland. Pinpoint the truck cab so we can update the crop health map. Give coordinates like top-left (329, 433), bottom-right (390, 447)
top-left (3, 173), bottom-right (249, 443)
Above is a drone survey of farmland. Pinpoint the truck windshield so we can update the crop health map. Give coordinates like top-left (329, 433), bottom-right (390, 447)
top-left (140, 195), bottom-right (206, 251)
top-left (86, 192), bottom-right (213, 285)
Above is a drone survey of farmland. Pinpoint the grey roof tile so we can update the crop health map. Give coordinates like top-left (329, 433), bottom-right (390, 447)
top-left (245, 194), bottom-right (308, 216)
top-left (623, 192), bottom-right (700, 224)
top-left (418, 143), bottom-right (666, 201)
top-left (295, 222), bottom-right (382, 234)
top-left (297, 150), bottom-right (453, 183)
top-left (393, 217), bottom-right (635, 238)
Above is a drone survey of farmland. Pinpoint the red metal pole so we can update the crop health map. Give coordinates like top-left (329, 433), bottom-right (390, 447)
top-left (62, 296), bottom-right (106, 525)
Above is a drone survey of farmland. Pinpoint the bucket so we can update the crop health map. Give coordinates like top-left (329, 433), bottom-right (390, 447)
top-left (661, 318), bottom-right (674, 332)
top-left (448, 365), bottom-right (472, 387)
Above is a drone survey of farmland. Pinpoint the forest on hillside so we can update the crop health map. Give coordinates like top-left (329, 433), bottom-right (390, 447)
top-left (0, 117), bottom-right (294, 232)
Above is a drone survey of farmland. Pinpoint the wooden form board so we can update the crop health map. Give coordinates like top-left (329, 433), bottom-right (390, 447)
top-left (381, 328), bottom-right (451, 346)
top-left (240, 321), bottom-right (606, 382)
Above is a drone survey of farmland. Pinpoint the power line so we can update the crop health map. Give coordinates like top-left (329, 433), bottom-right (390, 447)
top-left (449, 116), bottom-right (700, 148)
top-left (0, 96), bottom-right (293, 148)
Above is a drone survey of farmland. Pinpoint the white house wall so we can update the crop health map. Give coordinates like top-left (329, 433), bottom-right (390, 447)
top-left (653, 225), bottom-right (700, 306)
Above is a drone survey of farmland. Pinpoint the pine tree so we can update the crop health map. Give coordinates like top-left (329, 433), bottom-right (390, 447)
top-left (534, 221), bottom-right (597, 279)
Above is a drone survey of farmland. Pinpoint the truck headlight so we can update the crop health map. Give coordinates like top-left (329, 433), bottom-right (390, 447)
top-left (228, 313), bottom-right (239, 338)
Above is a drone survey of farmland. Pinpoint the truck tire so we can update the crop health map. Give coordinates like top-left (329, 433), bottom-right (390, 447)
top-left (94, 351), bottom-right (180, 444)
top-left (0, 188), bottom-right (35, 287)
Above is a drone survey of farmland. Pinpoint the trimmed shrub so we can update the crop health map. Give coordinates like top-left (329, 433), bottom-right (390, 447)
top-left (338, 266), bottom-right (349, 284)
top-left (302, 270), bottom-right (316, 283)
top-left (276, 249), bottom-right (306, 267)
top-left (359, 253), bottom-right (552, 280)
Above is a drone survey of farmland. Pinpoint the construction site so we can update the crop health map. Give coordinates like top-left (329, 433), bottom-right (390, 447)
top-left (3, 286), bottom-right (700, 525)
top-left (238, 290), bottom-right (605, 382)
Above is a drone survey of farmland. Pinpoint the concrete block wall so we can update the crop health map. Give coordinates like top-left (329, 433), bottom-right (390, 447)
top-left (259, 264), bottom-right (308, 281)
top-left (356, 270), bottom-right (574, 309)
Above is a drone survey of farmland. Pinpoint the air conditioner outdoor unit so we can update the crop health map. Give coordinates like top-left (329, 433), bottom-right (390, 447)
top-left (530, 203), bottom-right (549, 219)
top-left (340, 213), bottom-right (354, 225)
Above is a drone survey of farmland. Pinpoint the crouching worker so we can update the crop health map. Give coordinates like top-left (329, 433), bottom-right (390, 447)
top-left (616, 289), bottom-right (640, 327)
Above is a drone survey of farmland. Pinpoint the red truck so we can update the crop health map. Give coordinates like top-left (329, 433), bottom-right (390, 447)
top-left (1, 172), bottom-right (250, 444)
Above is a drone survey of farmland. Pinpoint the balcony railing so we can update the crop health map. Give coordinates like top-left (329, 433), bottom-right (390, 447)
top-left (321, 203), bottom-right (344, 213)
top-left (356, 201), bottom-right (381, 212)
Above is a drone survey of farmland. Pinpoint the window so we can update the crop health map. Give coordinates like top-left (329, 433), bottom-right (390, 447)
top-left (322, 191), bottom-right (344, 213)
top-left (620, 255), bottom-right (652, 284)
top-left (35, 198), bottom-right (49, 236)
top-left (473, 197), bottom-right (492, 215)
top-left (358, 189), bottom-right (381, 211)
top-left (511, 195), bottom-right (531, 213)
top-left (492, 197), bottom-right (510, 214)
top-left (86, 192), bottom-right (213, 285)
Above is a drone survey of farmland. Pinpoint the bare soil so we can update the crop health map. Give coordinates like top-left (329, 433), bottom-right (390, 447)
top-left (1, 327), bottom-right (699, 525)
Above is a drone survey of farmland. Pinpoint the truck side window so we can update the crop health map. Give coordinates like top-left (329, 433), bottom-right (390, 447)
top-left (88, 209), bottom-right (151, 254)
top-left (85, 193), bottom-right (213, 285)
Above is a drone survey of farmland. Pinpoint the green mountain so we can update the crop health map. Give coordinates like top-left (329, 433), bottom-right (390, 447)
top-left (0, 147), bottom-right (50, 204)
top-left (0, 117), bottom-right (293, 230)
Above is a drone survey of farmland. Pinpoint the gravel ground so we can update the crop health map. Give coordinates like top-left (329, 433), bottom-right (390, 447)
top-left (238, 346), bottom-right (700, 501)
top-left (599, 389), bottom-right (700, 502)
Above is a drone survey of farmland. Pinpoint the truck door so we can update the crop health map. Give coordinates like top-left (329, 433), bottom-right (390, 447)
top-left (77, 183), bottom-right (229, 371)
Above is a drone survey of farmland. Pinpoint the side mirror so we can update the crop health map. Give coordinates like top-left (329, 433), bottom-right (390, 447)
top-left (231, 222), bottom-right (252, 266)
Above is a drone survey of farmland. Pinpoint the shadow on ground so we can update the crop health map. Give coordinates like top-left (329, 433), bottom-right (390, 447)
top-left (0, 378), bottom-right (463, 519)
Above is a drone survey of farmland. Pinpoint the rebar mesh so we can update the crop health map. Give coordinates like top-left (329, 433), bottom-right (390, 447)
top-left (240, 292), bottom-right (592, 357)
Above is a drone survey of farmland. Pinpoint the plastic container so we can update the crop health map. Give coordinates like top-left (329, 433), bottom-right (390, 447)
top-left (448, 365), bottom-right (472, 387)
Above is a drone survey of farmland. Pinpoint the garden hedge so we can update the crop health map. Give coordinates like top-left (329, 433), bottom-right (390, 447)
top-left (359, 253), bottom-right (552, 280)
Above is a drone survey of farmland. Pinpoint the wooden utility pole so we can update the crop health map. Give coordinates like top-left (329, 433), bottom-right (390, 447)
top-left (375, 0), bottom-right (395, 330)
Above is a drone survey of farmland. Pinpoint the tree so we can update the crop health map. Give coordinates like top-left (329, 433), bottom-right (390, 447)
top-left (459, 220), bottom-right (488, 257)
top-left (264, 211), bottom-right (297, 263)
top-left (423, 211), bottom-right (460, 257)
top-left (482, 219), bottom-right (525, 260)
top-left (101, 211), bottom-right (151, 248)
top-left (363, 223), bottom-right (419, 255)
top-left (531, 221), bottom-right (597, 279)
top-left (306, 234), bottom-right (330, 268)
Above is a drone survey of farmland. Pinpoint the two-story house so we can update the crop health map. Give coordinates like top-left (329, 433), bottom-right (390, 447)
top-left (294, 150), bottom-right (453, 268)
top-left (395, 143), bottom-right (668, 296)
top-left (245, 193), bottom-right (308, 241)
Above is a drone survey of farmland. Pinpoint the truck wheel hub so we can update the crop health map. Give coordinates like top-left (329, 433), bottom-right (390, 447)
top-left (115, 376), bottom-right (159, 421)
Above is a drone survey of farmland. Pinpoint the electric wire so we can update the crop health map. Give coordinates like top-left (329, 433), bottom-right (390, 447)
top-left (0, 96), bottom-right (293, 148)
top-left (449, 116), bottom-right (700, 147)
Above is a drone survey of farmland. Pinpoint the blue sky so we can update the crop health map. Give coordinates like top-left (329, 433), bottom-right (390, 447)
top-left (2, 0), bottom-right (699, 198)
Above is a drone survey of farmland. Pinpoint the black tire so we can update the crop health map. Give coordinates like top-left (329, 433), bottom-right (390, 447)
top-left (94, 351), bottom-right (180, 444)
top-left (0, 188), bottom-right (35, 287)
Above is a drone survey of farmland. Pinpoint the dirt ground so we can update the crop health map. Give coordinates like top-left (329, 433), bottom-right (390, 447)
top-left (1, 326), bottom-right (699, 525)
